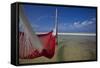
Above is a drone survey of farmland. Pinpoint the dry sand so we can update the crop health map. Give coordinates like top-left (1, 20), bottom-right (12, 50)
top-left (19, 35), bottom-right (96, 64)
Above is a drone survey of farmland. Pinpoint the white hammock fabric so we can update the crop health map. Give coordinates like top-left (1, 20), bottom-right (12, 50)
top-left (19, 5), bottom-right (43, 58)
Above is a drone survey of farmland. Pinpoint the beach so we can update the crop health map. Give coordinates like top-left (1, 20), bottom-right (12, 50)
top-left (19, 34), bottom-right (96, 64)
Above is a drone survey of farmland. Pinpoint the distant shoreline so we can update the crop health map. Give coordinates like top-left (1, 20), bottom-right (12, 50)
top-left (36, 32), bottom-right (96, 36)
top-left (58, 33), bottom-right (96, 36)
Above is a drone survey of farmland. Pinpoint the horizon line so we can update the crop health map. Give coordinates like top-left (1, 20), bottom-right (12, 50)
top-left (35, 32), bottom-right (96, 36)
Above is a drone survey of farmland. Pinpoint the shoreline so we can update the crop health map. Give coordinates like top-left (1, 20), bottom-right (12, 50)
top-left (35, 32), bottom-right (96, 36)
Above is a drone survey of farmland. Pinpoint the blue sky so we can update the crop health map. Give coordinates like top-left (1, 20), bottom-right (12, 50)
top-left (21, 4), bottom-right (96, 33)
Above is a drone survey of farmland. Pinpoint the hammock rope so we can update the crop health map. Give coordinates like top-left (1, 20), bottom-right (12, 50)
top-left (19, 5), bottom-right (57, 59)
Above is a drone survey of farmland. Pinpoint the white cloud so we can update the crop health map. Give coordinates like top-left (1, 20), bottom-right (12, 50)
top-left (74, 21), bottom-right (80, 25)
top-left (34, 15), bottom-right (53, 23)
top-left (64, 23), bottom-right (67, 26)
top-left (87, 21), bottom-right (94, 24)
top-left (81, 21), bottom-right (88, 25)
top-left (31, 24), bottom-right (39, 29)
top-left (73, 21), bottom-right (82, 28)
top-left (91, 18), bottom-right (96, 21)
top-left (72, 18), bottom-right (95, 28)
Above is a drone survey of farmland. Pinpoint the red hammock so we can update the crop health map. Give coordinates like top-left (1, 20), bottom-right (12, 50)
top-left (19, 31), bottom-right (56, 59)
